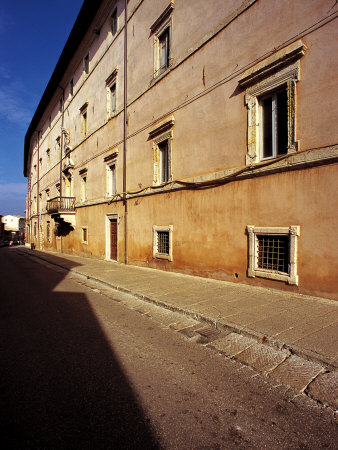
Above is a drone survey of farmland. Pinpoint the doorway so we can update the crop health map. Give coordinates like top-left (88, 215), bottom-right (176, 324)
top-left (109, 218), bottom-right (118, 260)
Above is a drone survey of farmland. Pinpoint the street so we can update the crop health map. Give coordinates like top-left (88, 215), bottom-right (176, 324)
top-left (0, 247), bottom-right (337, 449)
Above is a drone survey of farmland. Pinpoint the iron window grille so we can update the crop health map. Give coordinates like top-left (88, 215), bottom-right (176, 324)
top-left (157, 231), bottom-right (169, 255)
top-left (153, 225), bottom-right (173, 261)
top-left (257, 234), bottom-right (289, 273)
top-left (247, 225), bottom-right (300, 285)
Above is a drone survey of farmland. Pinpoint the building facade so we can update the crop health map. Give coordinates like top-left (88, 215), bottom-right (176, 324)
top-left (1, 215), bottom-right (25, 243)
top-left (24, 0), bottom-right (338, 299)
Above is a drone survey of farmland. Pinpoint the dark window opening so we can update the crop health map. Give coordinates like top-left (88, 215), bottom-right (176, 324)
top-left (157, 231), bottom-right (169, 255)
top-left (261, 89), bottom-right (288, 159)
top-left (158, 140), bottom-right (169, 183)
top-left (111, 8), bottom-right (117, 35)
top-left (257, 234), bottom-right (289, 274)
top-left (159, 27), bottom-right (170, 72)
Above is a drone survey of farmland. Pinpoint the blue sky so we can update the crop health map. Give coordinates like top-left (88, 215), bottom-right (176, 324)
top-left (0, 0), bottom-right (84, 216)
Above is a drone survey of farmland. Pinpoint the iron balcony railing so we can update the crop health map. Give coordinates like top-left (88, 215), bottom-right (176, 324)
top-left (47, 197), bottom-right (75, 214)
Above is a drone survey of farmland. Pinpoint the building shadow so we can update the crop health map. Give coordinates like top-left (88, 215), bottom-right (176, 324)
top-left (0, 248), bottom-right (159, 449)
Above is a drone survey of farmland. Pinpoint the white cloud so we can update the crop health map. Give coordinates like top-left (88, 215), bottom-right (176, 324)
top-left (0, 84), bottom-right (32, 126)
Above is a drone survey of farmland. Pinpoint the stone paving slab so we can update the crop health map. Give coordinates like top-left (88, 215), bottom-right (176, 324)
top-left (307, 371), bottom-right (338, 409)
top-left (293, 322), bottom-right (338, 361)
top-left (234, 343), bottom-right (287, 373)
top-left (268, 355), bottom-right (324, 391)
top-left (21, 248), bottom-right (338, 369)
top-left (208, 333), bottom-right (256, 357)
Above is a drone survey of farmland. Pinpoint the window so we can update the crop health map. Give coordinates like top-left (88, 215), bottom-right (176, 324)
top-left (153, 225), bottom-right (173, 261)
top-left (46, 221), bottom-right (50, 242)
top-left (80, 103), bottom-right (88, 138)
top-left (82, 176), bottom-right (87, 202)
top-left (107, 163), bottom-right (116, 196)
top-left (239, 40), bottom-right (306, 165)
top-left (151, 126), bottom-right (173, 185)
top-left (46, 148), bottom-right (50, 166)
top-left (106, 68), bottom-right (118, 119)
top-left (247, 225), bottom-right (300, 285)
top-left (79, 168), bottom-right (88, 202)
top-left (151, 2), bottom-right (174, 78)
top-left (104, 150), bottom-right (118, 197)
top-left (34, 222), bottom-right (37, 237)
top-left (260, 90), bottom-right (288, 159)
top-left (70, 78), bottom-right (74, 96)
top-left (82, 227), bottom-right (88, 244)
top-left (158, 140), bottom-right (169, 184)
top-left (109, 82), bottom-right (116, 116)
top-left (84, 53), bottom-right (89, 75)
top-left (111, 7), bottom-right (117, 36)
top-left (56, 136), bottom-right (61, 160)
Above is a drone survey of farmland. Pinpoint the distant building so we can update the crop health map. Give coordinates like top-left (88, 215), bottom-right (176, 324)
top-left (24, 0), bottom-right (338, 299)
top-left (0, 215), bottom-right (4, 242)
top-left (2, 215), bottom-right (25, 243)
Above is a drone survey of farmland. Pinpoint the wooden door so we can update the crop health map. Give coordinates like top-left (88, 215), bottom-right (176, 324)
top-left (110, 219), bottom-right (117, 260)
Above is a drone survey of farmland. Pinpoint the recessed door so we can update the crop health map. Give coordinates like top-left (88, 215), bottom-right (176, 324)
top-left (110, 219), bottom-right (117, 260)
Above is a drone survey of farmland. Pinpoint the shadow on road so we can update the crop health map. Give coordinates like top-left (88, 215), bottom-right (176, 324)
top-left (0, 248), bottom-right (159, 449)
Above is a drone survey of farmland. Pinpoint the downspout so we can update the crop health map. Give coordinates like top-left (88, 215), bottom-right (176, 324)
top-left (28, 158), bottom-right (32, 245)
top-left (37, 131), bottom-right (40, 249)
top-left (123, 0), bottom-right (128, 264)
top-left (59, 88), bottom-right (65, 253)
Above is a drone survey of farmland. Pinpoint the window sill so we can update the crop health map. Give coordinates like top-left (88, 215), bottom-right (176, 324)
top-left (248, 267), bottom-right (297, 285)
top-left (150, 66), bottom-right (171, 86)
top-left (153, 253), bottom-right (172, 261)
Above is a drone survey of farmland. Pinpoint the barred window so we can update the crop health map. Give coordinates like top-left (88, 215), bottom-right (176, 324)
top-left (257, 235), bottom-right (289, 273)
top-left (153, 225), bottom-right (173, 261)
top-left (247, 225), bottom-right (300, 285)
top-left (157, 231), bottom-right (169, 255)
top-left (82, 227), bottom-right (88, 244)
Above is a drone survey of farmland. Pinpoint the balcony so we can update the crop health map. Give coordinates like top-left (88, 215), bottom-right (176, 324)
top-left (47, 197), bottom-right (75, 214)
top-left (46, 197), bottom-right (76, 227)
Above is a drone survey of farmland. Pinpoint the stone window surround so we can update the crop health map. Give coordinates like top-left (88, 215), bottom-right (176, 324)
top-left (104, 150), bottom-right (119, 197)
top-left (150, 117), bottom-right (174, 186)
top-left (151, 2), bottom-right (174, 78)
top-left (80, 102), bottom-right (88, 138)
top-left (152, 225), bottom-right (173, 261)
top-left (82, 226), bottom-right (88, 244)
top-left (79, 167), bottom-right (88, 202)
top-left (239, 40), bottom-right (306, 166)
top-left (246, 225), bottom-right (300, 285)
top-left (105, 67), bottom-right (118, 120)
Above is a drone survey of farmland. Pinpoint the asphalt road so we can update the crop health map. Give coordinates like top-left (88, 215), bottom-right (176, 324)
top-left (0, 247), bottom-right (337, 449)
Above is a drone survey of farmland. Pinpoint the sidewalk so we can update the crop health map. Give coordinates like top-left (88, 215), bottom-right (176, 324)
top-left (20, 247), bottom-right (338, 370)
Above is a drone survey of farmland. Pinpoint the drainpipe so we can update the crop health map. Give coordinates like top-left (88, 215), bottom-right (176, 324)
top-left (37, 131), bottom-right (40, 249)
top-left (59, 87), bottom-right (64, 253)
top-left (123, 0), bottom-right (128, 264)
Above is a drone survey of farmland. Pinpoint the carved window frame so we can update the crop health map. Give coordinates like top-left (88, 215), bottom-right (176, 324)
top-left (105, 68), bottom-right (118, 120)
top-left (82, 227), bottom-right (88, 244)
top-left (246, 225), bottom-right (300, 285)
top-left (244, 67), bottom-right (300, 165)
top-left (104, 150), bottom-right (119, 197)
top-left (152, 225), bottom-right (173, 261)
top-left (239, 40), bottom-right (306, 165)
top-left (152, 130), bottom-right (173, 186)
top-left (151, 2), bottom-right (174, 79)
top-left (79, 167), bottom-right (88, 203)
